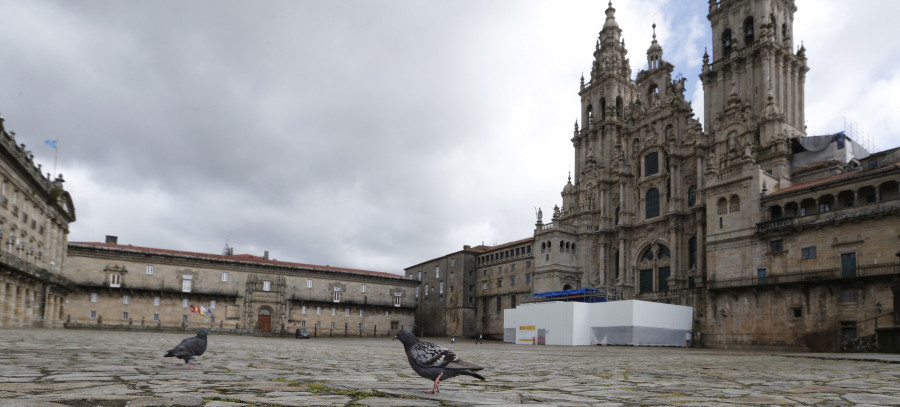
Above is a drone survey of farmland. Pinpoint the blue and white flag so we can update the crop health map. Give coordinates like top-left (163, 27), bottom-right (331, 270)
top-left (44, 140), bottom-right (57, 149)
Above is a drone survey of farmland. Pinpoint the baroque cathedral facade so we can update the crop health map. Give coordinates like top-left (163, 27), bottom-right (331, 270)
top-left (411, 0), bottom-right (900, 350)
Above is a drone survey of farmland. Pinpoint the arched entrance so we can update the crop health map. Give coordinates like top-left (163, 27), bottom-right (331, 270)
top-left (257, 308), bottom-right (272, 333)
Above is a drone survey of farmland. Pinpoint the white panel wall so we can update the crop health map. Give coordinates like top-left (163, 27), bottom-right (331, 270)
top-left (632, 301), bottom-right (693, 329)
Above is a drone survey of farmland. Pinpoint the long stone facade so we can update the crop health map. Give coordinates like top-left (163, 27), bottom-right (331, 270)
top-left (412, 0), bottom-right (900, 350)
top-left (65, 237), bottom-right (417, 336)
top-left (0, 116), bottom-right (76, 329)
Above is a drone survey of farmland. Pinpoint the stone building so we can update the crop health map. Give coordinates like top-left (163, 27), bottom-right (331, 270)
top-left (65, 237), bottom-right (417, 336)
top-left (0, 115), bottom-right (76, 329)
top-left (412, 0), bottom-right (899, 350)
top-left (404, 245), bottom-right (484, 338)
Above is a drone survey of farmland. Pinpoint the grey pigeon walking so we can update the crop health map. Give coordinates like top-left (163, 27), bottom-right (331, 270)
top-left (164, 328), bottom-right (208, 370)
top-left (393, 329), bottom-right (485, 393)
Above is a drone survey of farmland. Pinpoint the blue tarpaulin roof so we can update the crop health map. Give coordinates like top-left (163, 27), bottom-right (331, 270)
top-left (532, 288), bottom-right (607, 302)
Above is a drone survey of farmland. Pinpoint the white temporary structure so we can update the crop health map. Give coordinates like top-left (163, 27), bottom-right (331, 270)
top-left (503, 300), bottom-right (693, 346)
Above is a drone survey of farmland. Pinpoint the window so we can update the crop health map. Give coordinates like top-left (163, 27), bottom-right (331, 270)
top-left (263, 281), bottom-right (271, 291)
top-left (359, 309), bottom-right (363, 317)
top-left (840, 287), bottom-right (856, 303)
top-left (182, 315), bottom-right (188, 324)
top-left (333, 290), bottom-right (341, 302)
top-left (510, 277), bottom-right (515, 286)
top-left (801, 247), bottom-right (817, 260)
top-left (482, 282), bottom-right (487, 290)
top-left (209, 300), bottom-right (216, 309)
top-left (302, 305), bottom-right (307, 314)
top-left (317, 306), bottom-right (322, 315)
top-left (439, 281), bottom-right (444, 294)
top-left (644, 152), bottom-right (659, 176)
top-left (792, 307), bottom-right (802, 318)
top-left (307, 279), bottom-right (313, 288)
top-left (90, 293), bottom-right (98, 303)
top-left (182, 299), bottom-right (189, 308)
top-left (417, 271), bottom-right (422, 281)
top-left (182, 275), bottom-right (192, 293)
top-left (122, 312), bottom-right (129, 320)
top-left (394, 293), bottom-right (402, 307)
top-left (301, 320), bottom-right (306, 327)
top-left (639, 269), bottom-right (653, 293)
top-left (511, 294), bottom-right (517, 309)
top-left (435, 266), bottom-right (440, 278)
top-left (331, 307), bottom-right (336, 316)
top-left (723, 28), bottom-right (733, 54)
top-left (525, 274), bottom-right (531, 284)
top-left (153, 313), bottom-right (159, 321)
top-left (345, 308), bottom-right (349, 316)
top-left (497, 278), bottom-right (502, 288)
top-left (688, 237), bottom-right (697, 269)
top-left (221, 272), bottom-right (229, 282)
top-left (360, 284), bottom-right (367, 293)
top-left (358, 322), bottom-right (363, 331)
top-left (385, 311), bottom-right (390, 316)
top-left (646, 188), bottom-right (660, 218)
top-left (450, 258), bottom-right (455, 267)
top-left (109, 274), bottom-right (121, 288)
top-left (146, 265), bottom-right (154, 275)
top-left (154, 296), bottom-right (160, 306)
top-left (316, 321), bottom-right (321, 328)
top-left (90, 310), bottom-right (96, 319)
top-left (330, 321), bottom-right (336, 329)
top-left (123, 295), bottom-right (130, 305)
top-left (526, 260), bottom-right (531, 269)
top-left (496, 296), bottom-right (502, 314)
top-left (771, 240), bottom-right (784, 253)
top-left (415, 286), bottom-right (419, 298)
top-left (688, 185), bottom-right (697, 206)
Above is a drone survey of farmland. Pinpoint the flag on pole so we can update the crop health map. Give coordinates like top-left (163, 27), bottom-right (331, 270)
top-left (44, 140), bottom-right (57, 149)
top-left (200, 305), bottom-right (211, 316)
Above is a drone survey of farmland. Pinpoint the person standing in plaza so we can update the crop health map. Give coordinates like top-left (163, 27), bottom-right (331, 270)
top-left (476, 331), bottom-right (482, 344)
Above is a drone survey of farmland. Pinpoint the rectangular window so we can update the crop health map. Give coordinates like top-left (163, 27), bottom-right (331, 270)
top-left (801, 246), bottom-right (817, 260)
top-left (526, 274), bottom-right (531, 284)
top-left (792, 307), bottom-right (803, 318)
top-left (497, 278), bottom-right (502, 288)
top-left (146, 265), bottom-right (154, 275)
top-left (757, 268), bottom-right (767, 285)
top-left (91, 293), bottom-right (98, 303)
top-left (182, 315), bottom-right (188, 323)
top-left (109, 274), bottom-right (121, 288)
top-left (393, 293), bottom-right (402, 307)
top-left (645, 151), bottom-right (659, 176)
top-left (435, 266), bottom-right (440, 278)
top-left (316, 321), bottom-right (321, 328)
top-left (302, 305), bottom-right (307, 314)
top-left (496, 296), bottom-right (502, 314)
top-left (424, 284), bottom-right (429, 296)
top-left (840, 287), bottom-right (856, 303)
top-left (639, 269), bottom-right (654, 293)
top-left (359, 309), bottom-right (363, 317)
top-left (123, 295), bottom-right (130, 305)
top-left (450, 258), bottom-right (455, 267)
top-left (510, 277), bottom-right (515, 286)
top-left (182, 279), bottom-right (192, 293)
top-left (331, 322), bottom-right (335, 329)
top-left (307, 279), bottom-right (313, 288)
top-left (482, 282), bottom-right (487, 289)
top-left (385, 310), bottom-right (389, 316)
top-left (331, 290), bottom-right (341, 302)
top-left (263, 281), bottom-right (271, 291)
top-left (358, 322), bottom-right (363, 331)
top-left (154, 296), bottom-right (160, 306)
top-left (90, 310), bottom-right (96, 319)
top-left (345, 308), bottom-right (349, 316)
top-left (415, 286), bottom-right (419, 298)
top-left (841, 253), bottom-right (857, 277)
top-left (498, 266), bottom-right (502, 273)
top-left (122, 312), bottom-right (129, 320)
top-left (153, 313), bottom-right (159, 321)
top-left (209, 300), bottom-right (216, 309)
top-left (417, 271), bottom-right (422, 281)
top-left (360, 284), bottom-right (367, 293)
top-left (317, 306), bottom-right (322, 315)
top-left (439, 282), bottom-right (444, 294)
top-left (331, 307), bottom-right (336, 316)
top-left (183, 299), bottom-right (189, 308)
top-left (770, 240), bottom-right (784, 253)
top-left (301, 320), bottom-right (306, 327)
top-left (510, 264), bottom-right (515, 271)
top-left (511, 294), bottom-right (517, 308)
top-left (221, 272), bottom-right (229, 282)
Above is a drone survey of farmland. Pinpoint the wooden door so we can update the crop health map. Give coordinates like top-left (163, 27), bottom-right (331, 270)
top-left (258, 309), bottom-right (271, 333)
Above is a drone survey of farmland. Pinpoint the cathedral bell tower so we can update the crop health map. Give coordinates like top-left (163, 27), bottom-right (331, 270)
top-left (700, 0), bottom-right (808, 180)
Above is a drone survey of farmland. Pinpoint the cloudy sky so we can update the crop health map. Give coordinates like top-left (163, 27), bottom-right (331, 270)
top-left (1, 0), bottom-right (897, 275)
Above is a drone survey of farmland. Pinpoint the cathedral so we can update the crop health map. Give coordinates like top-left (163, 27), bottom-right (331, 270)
top-left (411, 0), bottom-right (900, 350)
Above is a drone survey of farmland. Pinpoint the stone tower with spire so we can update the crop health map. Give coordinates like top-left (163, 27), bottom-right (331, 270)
top-left (535, 2), bottom-right (705, 301)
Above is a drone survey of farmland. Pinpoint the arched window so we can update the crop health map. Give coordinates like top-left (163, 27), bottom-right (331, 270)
top-left (586, 104), bottom-right (593, 122)
top-left (615, 207), bottom-right (620, 224)
top-left (769, 205), bottom-right (782, 220)
top-left (722, 29), bottom-right (733, 54)
top-left (616, 96), bottom-right (623, 118)
top-left (717, 197), bottom-right (728, 215)
top-left (646, 188), bottom-right (660, 218)
top-left (688, 185), bottom-right (697, 206)
top-left (641, 247), bottom-right (654, 261)
top-left (656, 245), bottom-right (670, 258)
top-left (571, 244), bottom-right (576, 255)
top-left (729, 195), bottom-right (741, 212)
top-left (648, 84), bottom-right (659, 95)
top-left (743, 17), bottom-right (754, 44)
top-left (559, 241), bottom-right (565, 252)
top-left (770, 14), bottom-right (777, 40)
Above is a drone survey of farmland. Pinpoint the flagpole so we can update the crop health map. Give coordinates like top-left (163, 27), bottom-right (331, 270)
top-left (53, 139), bottom-right (58, 178)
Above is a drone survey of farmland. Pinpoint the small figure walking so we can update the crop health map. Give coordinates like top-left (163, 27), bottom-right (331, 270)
top-left (450, 333), bottom-right (455, 344)
top-left (476, 331), bottom-right (483, 344)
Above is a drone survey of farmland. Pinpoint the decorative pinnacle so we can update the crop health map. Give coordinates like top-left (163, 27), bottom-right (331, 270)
top-left (652, 23), bottom-right (657, 40)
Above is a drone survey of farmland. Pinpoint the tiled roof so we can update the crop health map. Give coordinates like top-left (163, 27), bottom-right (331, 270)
top-left (68, 241), bottom-right (406, 280)
top-left (768, 163), bottom-right (900, 197)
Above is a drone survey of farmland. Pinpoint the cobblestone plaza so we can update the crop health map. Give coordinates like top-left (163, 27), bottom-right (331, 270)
top-left (1, 329), bottom-right (899, 406)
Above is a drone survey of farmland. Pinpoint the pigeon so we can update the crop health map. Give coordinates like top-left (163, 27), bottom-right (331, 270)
top-left (393, 329), bottom-right (485, 393)
top-left (164, 328), bottom-right (208, 370)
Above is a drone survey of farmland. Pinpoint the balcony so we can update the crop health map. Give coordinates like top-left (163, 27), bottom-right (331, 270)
top-left (0, 249), bottom-right (74, 288)
top-left (708, 262), bottom-right (900, 290)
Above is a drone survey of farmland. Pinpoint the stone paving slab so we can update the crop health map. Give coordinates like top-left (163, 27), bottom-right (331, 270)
top-left (0, 328), bottom-right (899, 406)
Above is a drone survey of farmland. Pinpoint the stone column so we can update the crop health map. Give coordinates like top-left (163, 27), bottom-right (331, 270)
top-left (0, 281), bottom-right (6, 328)
top-left (25, 288), bottom-right (35, 327)
top-left (12, 286), bottom-right (21, 327)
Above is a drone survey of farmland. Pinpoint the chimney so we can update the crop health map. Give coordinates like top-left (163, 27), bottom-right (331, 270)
top-left (463, 245), bottom-right (471, 250)
top-left (105, 235), bottom-right (118, 244)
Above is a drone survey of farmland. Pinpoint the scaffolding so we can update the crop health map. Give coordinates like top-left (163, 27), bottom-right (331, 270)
top-left (528, 286), bottom-right (623, 304)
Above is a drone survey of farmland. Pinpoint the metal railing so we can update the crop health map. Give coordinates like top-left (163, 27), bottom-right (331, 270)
top-left (709, 262), bottom-right (900, 290)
